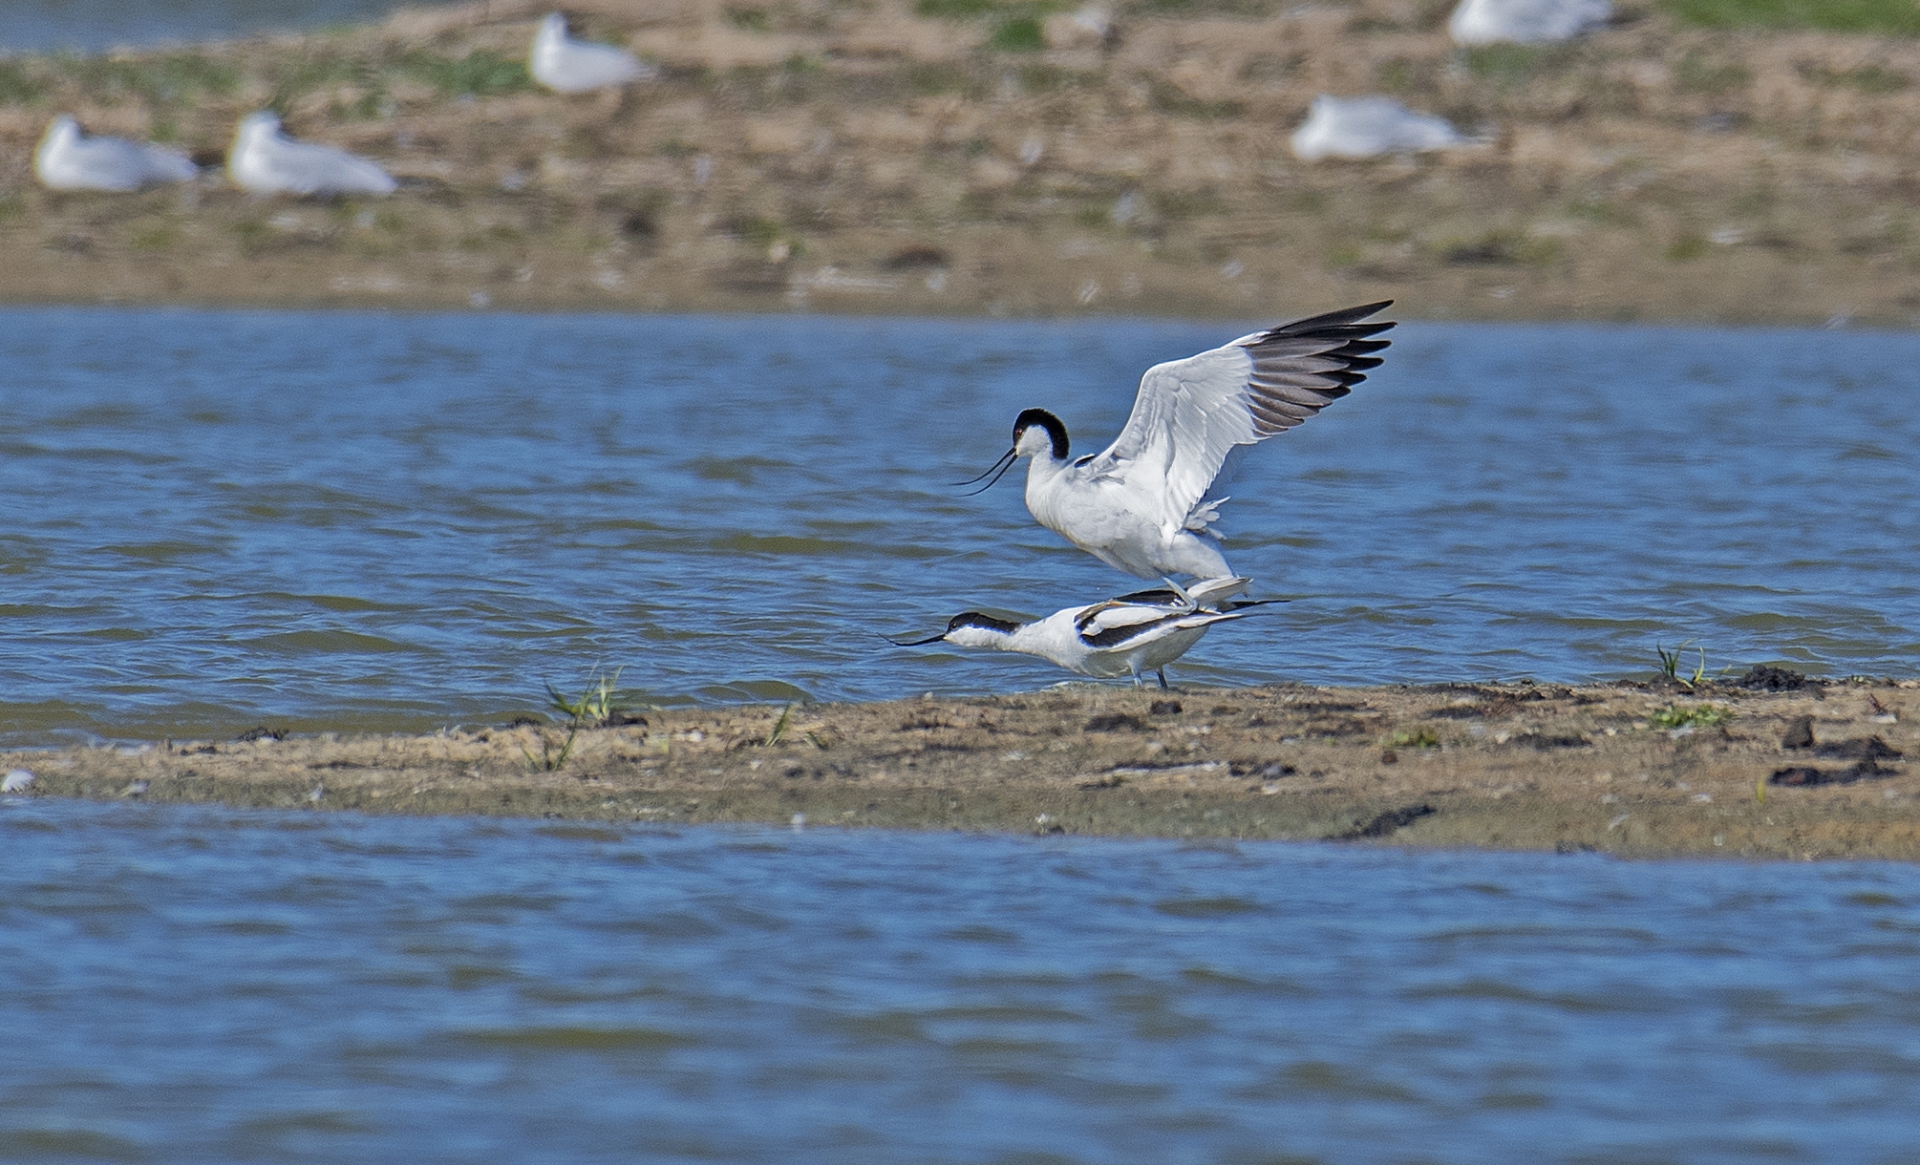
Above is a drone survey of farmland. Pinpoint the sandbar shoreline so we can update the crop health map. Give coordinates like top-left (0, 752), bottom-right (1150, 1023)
top-left (8, 677), bottom-right (1919, 861)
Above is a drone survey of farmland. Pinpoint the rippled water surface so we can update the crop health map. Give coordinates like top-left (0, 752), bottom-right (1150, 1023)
top-left (0, 0), bottom-right (435, 52)
top-left (2, 308), bottom-right (1917, 743)
top-left (6, 797), bottom-right (1920, 1163)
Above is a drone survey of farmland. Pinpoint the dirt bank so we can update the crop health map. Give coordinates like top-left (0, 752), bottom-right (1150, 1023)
top-left (9, 677), bottom-right (1920, 860)
top-left (1, 0), bottom-right (1918, 323)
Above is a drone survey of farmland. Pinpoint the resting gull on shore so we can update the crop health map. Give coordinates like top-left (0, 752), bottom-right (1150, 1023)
top-left (1291, 96), bottom-right (1464, 161)
top-left (227, 112), bottom-right (397, 196)
top-left (530, 12), bottom-right (655, 93)
top-left (34, 115), bottom-right (197, 192)
top-left (1449, 0), bottom-right (1610, 44)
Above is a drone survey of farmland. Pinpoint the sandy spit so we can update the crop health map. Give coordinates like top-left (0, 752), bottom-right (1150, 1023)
top-left (8, 679), bottom-right (1920, 860)
top-left (0, 0), bottom-right (1918, 323)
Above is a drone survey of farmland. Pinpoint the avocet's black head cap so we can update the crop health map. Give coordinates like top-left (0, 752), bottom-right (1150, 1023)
top-left (948, 612), bottom-right (1020, 635)
top-left (1012, 408), bottom-right (1069, 461)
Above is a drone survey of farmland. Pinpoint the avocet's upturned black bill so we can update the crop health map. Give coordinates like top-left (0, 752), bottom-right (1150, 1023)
top-left (886, 577), bottom-right (1278, 689)
top-left (964, 301), bottom-right (1395, 579)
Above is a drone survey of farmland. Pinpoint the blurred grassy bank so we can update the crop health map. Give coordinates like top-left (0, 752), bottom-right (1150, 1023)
top-left (1, 0), bottom-right (1918, 323)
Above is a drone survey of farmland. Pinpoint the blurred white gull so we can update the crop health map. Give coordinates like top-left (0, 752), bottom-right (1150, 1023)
top-left (530, 12), bottom-right (654, 93)
top-left (1449, 0), bottom-right (1610, 44)
top-left (34, 115), bottom-right (197, 192)
top-left (227, 112), bottom-right (396, 196)
top-left (1291, 96), bottom-right (1464, 161)
top-left (887, 577), bottom-right (1276, 689)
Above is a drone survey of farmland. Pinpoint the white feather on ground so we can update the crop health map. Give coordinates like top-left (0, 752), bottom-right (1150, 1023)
top-left (1291, 96), bottom-right (1465, 161)
top-left (227, 112), bottom-right (396, 196)
top-left (34, 116), bottom-right (197, 192)
top-left (529, 12), bottom-right (654, 94)
top-left (1449, 0), bottom-right (1611, 44)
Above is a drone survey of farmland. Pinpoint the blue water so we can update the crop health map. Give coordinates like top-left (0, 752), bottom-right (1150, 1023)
top-left (5, 796), bottom-right (1919, 1163)
top-left (2, 308), bottom-right (1916, 744)
top-left (0, 0), bottom-right (435, 52)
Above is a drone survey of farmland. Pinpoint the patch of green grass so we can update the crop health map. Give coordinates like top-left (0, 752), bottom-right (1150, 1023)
top-left (907, 61), bottom-right (975, 96)
top-left (1649, 703), bottom-right (1735, 729)
top-left (1799, 61), bottom-right (1910, 92)
top-left (62, 50), bottom-right (240, 105)
top-left (1676, 50), bottom-right (1753, 93)
top-left (730, 215), bottom-right (785, 248)
top-left (765, 703), bottom-right (795, 746)
top-left (989, 15), bottom-right (1047, 49)
top-left (1439, 229), bottom-right (1561, 267)
top-left (527, 668), bottom-right (626, 772)
top-left (1665, 0), bottom-right (1920, 34)
top-left (1462, 43), bottom-right (1577, 87)
top-left (726, 5), bottom-right (774, 31)
top-left (1147, 79), bottom-right (1246, 119)
top-left (403, 49), bottom-right (533, 97)
top-left (1154, 187), bottom-right (1226, 219)
top-left (131, 225), bottom-right (177, 251)
top-left (1666, 233), bottom-right (1710, 261)
top-left (0, 59), bottom-right (50, 104)
top-left (1375, 58), bottom-right (1422, 93)
top-left (1389, 727), bottom-right (1442, 749)
top-left (1656, 641), bottom-right (1710, 686)
top-left (916, 0), bottom-right (1002, 17)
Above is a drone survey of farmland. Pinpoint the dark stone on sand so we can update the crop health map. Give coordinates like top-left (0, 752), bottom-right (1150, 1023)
top-left (1338, 803), bottom-right (1436, 840)
top-left (1781, 716), bottom-right (1815, 749)
top-left (1768, 760), bottom-right (1898, 787)
top-left (1522, 734), bottom-right (1591, 750)
top-left (1149, 700), bottom-right (1183, 716)
top-left (1737, 665), bottom-right (1810, 691)
top-left (1812, 736), bottom-right (1902, 761)
top-left (1084, 713), bottom-right (1147, 733)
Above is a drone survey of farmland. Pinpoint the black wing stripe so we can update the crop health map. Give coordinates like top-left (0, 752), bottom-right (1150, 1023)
top-left (1079, 610), bottom-right (1193, 649)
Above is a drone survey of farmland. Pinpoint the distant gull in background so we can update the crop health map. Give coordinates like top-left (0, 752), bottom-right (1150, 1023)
top-left (960, 302), bottom-right (1394, 580)
top-left (530, 12), bottom-right (654, 94)
top-left (34, 115), bottom-right (197, 192)
top-left (1291, 96), bottom-right (1464, 161)
top-left (1449, 0), bottom-right (1610, 44)
top-left (227, 112), bottom-right (397, 196)
top-left (888, 577), bottom-right (1278, 689)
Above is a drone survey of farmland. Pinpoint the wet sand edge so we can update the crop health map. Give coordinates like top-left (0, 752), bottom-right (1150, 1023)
top-left (7, 679), bottom-right (1919, 860)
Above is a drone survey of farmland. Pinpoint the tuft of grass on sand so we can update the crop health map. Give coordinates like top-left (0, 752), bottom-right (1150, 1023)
top-left (1649, 703), bottom-right (1735, 729)
top-left (1664, 0), bottom-right (1920, 34)
top-left (528, 668), bottom-right (627, 772)
top-left (402, 49), bottom-right (534, 98)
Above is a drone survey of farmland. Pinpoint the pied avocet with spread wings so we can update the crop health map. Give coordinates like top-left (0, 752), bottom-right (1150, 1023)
top-left (960, 301), bottom-right (1395, 580)
top-left (887, 577), bottom-right (1276, 689)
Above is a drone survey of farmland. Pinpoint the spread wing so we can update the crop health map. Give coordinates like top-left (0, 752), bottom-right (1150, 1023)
top-left (1083, 301), bottom-right (1394, 533)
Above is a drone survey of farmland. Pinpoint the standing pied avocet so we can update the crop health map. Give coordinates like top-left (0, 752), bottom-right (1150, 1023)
top-left (34, 115), bottom-right (198, 192)
top-left (887, 577), bottom-right (1276, 689)
top-left (959, 302), bottom-right (1394, 580)
top-left (530, 12), bottom-right (655, 94)
top-left (228, 112), bottom-right (396, 196)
